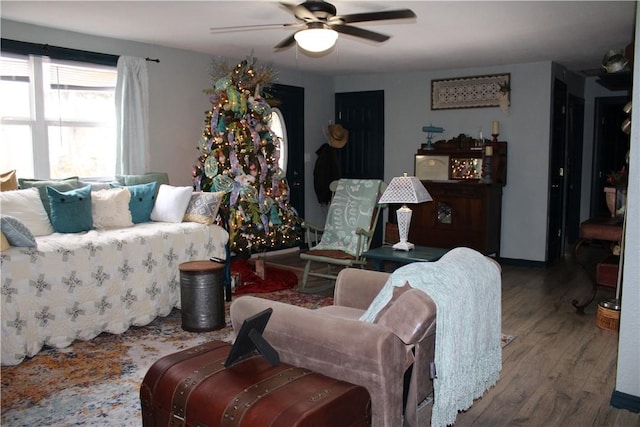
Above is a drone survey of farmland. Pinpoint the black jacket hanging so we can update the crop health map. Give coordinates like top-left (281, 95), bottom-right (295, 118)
top-left (313, 143), bottom-right (342, 205)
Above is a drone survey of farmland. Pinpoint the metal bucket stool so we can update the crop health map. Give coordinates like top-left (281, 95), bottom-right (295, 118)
top-left (179, 260), bottom-right (226, 332)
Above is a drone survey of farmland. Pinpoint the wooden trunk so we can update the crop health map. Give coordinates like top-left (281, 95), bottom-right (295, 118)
top-left (140, 340), bottom-right (371, 427)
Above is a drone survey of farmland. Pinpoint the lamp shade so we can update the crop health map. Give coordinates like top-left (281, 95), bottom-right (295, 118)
top-left (379, 174), bottom-right (432, 204)
top-left (294, 28), bottom-right (338, 52)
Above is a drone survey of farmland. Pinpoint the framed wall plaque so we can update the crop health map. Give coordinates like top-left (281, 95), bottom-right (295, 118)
top-left (431, 73), bottom-right (510, 110)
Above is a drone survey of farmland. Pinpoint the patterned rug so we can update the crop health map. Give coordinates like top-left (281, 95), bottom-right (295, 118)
top-left (0, 289), bottom-right (332, 426)
top-left (1, 288), bottom-right (515, 426)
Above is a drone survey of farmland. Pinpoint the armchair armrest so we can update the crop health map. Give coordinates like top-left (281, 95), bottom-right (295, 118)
top-left (334, 268), bottom-right (390, 310)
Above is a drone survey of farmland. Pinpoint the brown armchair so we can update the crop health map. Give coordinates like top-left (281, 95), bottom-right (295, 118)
top-left (230, 268), bottom-right (436, 427)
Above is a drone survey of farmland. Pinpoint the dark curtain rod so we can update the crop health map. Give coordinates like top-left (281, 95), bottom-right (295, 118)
top-left (1, 39), bottom-right (160, 66)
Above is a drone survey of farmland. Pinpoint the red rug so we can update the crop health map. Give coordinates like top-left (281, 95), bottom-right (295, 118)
top-left (231, 258), bottom-right (298, 295)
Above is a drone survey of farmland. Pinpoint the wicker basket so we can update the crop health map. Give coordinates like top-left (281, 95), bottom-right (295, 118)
top-left (596, 302), bottom-right (620, 331)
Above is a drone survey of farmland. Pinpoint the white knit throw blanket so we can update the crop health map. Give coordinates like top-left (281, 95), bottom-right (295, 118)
top-left (360, 247), bottom-right (502, 427)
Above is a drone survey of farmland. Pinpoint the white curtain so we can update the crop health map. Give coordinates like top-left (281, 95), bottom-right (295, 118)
top-left (115, 56), bottom-right (149, 175)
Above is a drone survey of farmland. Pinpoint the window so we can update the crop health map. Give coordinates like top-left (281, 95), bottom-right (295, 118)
top-left (268, 107), bottom-right (288, 173)
top-left (1, 54), bottom-right (117, 179)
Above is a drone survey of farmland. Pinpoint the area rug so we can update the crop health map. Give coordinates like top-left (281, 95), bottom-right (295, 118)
top-left (0, 289), bottom-right (332, 427)
top-left (232, 258), bottom-right (299, 295)
top-left (1, 287), bottom-right (515, 427)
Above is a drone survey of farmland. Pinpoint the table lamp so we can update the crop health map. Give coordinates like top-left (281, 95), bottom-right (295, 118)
top-left (379, 173), bottom-right (432, 251)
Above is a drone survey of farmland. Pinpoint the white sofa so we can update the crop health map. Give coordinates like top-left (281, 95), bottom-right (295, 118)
top-left (1, 221), bottom-right (228, 366)
top-left (0, 175), bottom-right (229, 365)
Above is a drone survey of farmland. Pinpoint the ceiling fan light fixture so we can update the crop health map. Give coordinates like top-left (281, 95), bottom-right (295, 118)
top-left (294, 27), bottom-right (338, 52)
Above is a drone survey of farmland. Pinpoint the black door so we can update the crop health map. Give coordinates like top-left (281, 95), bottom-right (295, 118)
top-left (566, 94), bottom-right (585, 245)
top-left (267, 84), bottom-right (305, 219)
top-left (548, 79), bottom-right (567, 264)
top-left (334, 91), bottom-right (385, 179)
top-left (591, 96), bottom-right (630, 218)
top-left (335, 90), bottom-right (385, 247)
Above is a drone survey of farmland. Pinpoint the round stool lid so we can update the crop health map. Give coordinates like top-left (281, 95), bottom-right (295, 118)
top-left (179, 260), bottom-right (225, 273)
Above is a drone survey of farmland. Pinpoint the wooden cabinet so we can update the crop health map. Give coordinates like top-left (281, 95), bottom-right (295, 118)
top-left (408, 182), bottom-right (503, 256)
top-left (390, 136), bottom-right (507, 256)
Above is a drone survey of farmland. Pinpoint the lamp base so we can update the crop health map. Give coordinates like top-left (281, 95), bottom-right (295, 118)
top-left (392, 241), bottom-right (415, 251)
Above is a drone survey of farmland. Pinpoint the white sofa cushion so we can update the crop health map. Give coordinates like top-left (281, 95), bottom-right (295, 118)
top-left (0, 188), bottom-right (53, 236)
top-left (150, 184), bottom-right (192, 223)
top-left (91, 187), bottom-right (134, 229)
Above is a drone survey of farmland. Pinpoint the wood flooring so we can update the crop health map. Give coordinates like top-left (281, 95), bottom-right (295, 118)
top-left (263, 249), bottom-right (640, 427)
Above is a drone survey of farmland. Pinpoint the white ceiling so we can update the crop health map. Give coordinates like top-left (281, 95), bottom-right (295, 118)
top-left (1, 1), bottom-right (636, 76)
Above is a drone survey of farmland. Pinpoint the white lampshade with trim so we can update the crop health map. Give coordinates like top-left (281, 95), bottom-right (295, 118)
top-left (379, 173), bottom-right (432, 251)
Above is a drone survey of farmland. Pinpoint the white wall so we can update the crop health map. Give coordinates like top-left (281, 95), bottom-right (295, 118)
top-left (1, 19), bottom-right (334, 228)
top-left (614, 6), bottom-right (640, 404)
top-left (335, 62), bottom-right (553, 261)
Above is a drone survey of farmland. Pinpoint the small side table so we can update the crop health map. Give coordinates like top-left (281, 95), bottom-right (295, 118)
top-left (179, 260), bottom-right (226, 332)
top-left (363, 245), bottom-right (450, 271)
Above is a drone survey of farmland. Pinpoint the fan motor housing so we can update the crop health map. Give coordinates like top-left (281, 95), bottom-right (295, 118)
top-left (299, 1), bottom-right (336, 20)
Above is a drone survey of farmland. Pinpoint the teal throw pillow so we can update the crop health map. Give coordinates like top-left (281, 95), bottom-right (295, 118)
top-left (0, 215), bottom-right (37, 247)
top-left (47, 185), bottom-right (93, 233)
top-left (111, 181), bottom-right (158, 223)
top-left (18, 177), bottom-right (80, 218)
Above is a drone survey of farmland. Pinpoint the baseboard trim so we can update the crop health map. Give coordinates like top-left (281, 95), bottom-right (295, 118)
top-left (610, 390), bottom-right (640, 413)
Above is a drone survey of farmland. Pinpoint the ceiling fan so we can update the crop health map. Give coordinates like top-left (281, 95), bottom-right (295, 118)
top-left (210, 1), bottom-right (416, 52)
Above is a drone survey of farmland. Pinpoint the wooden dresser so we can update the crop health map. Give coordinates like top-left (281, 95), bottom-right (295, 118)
top-left (391, 135), bottom-right (507, 256)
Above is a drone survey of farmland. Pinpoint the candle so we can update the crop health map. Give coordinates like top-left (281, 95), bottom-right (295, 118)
top-left (492, 120), bottom-right (499, 135)
top-left (485, 145), bottom-right (493, 156)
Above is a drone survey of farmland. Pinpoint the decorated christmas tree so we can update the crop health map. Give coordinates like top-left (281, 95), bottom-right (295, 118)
top-left (192, 56), bottom-right (302, 255)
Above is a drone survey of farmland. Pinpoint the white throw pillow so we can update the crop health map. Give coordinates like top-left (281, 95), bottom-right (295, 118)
top-left (0, 188), bottom-right (53, 236)
top-left (150, 184), bottom-right (193, 223)
top-left (91, 187), bottom-right (134, 229)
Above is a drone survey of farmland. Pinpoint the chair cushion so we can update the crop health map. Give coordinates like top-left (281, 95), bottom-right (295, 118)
top-left (305, 249), bottom-right (356, 260)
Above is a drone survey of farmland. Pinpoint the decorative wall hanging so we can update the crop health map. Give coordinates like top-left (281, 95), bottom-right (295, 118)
top-left (431, 73), bottom-right (510, 112)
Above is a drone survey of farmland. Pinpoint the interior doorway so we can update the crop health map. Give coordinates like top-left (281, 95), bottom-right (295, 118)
top-left (549, 80), bottom-right (585, 263)
top-left (591, 96), bottom-right (630, 218)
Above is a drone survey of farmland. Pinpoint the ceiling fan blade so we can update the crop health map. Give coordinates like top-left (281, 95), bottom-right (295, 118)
top-left (331, 24), bottom-right (389, 43)
top-left (333, 9), bottom-right (416, 24)
top-left (274, 33), bottom-right (297, 50)
top-left (279, 1), bottom-right (319, 22)
top-left (210, 22), bottom-right (300, 33)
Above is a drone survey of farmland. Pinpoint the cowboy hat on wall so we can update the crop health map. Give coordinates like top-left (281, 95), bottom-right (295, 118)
top-left (328, 123), bottom-right (348, 148)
